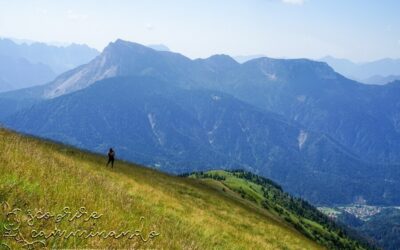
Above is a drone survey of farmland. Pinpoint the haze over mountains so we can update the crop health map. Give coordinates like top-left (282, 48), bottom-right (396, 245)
top-left (0, 38), bottom-right (99, 92)
top-left (235, 54), bottom-right (400, 85)
top-left (2, 39), bottom-right (400, 207)
top-left (320, 56), bottom-right (400, 85)
top-left (0, 54), bottom-right (55, 92)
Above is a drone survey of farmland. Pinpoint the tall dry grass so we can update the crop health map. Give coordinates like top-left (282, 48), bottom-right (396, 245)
top-left (0, 129), bottom-right (321, 249)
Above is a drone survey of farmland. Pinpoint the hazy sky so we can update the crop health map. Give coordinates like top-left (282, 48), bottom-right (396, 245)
top-left (0, 0), bottom-right (399, 62)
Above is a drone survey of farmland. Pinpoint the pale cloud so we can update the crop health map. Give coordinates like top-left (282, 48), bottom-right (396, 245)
top-left (281, 0), bottom-right (306, 5)
top-left (146, 23), bottom-right (155, 31)
top-left (66, 10), bottom-right (88, 21)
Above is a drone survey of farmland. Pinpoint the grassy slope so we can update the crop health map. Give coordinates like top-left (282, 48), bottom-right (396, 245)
top-left (189, 170), bottom-right (369, 250)
top-left (0, 128), bottom-right (321, 249)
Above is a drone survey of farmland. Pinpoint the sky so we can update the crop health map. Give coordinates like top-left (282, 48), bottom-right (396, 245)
top-left (0, 0), bottom-right (399, 62)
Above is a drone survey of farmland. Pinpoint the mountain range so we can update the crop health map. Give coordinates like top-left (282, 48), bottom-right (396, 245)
top-left (0, 38), bottom-right (99, 73)
top-left (2, 39), bottom-right (400, 207)
top-left (37, 39), bottom-right (400, 166)
top-left (9, 75), bottom-right (400, 205)
top-left (0, 38), bottom-right (99, 92)
top-left (320, 56), bottom-right (400, 85)
top-left (0, 54), bottom-right (55, 92)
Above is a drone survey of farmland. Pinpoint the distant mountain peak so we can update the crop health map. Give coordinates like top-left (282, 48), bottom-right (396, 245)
top-left (43, 39), bottom-right (189, 98)
top-left (320, 55), bottom-right (355, 63)
top-left (320, 56), bottom-right (400, 82)
top-left (246, 56), bottom-right (334, 70)
top-left (206, 54), bottom-right (236, 62)
top-left (0, 37), bottom-right (99, 74)
top-left (234, 54), bottom-right (266, 63)
top-left (197, 54), bottom-right (239, 71)
top-left (241, 56), bottom-right (338, 83)
top-left (113, 38), bottom-right (133, 45)
top-left (147, 44), bottom-right (171, 52)
top-left (104, 39), bottom-right (152, 53)
top-left (18, 38), bottom-right (353, 100)
top-left (205, 54), bottom-right (238, 65)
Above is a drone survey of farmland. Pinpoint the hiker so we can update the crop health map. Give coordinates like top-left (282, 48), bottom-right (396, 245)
top-left (106, 148), bottom-right (115, 168)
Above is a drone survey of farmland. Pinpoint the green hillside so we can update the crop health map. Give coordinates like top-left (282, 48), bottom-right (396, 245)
top-left (187, 170), bottom-right (371, 250)
top-left (0, 128), bottom-right (361, 249)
